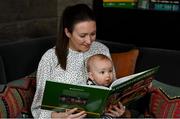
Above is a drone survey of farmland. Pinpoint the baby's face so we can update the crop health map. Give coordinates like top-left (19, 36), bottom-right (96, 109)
top-left (89, 59), bottom-right (113, 87)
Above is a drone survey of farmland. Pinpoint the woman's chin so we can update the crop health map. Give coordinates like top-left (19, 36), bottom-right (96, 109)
top-left (81, 47), bottom-right (90, 52)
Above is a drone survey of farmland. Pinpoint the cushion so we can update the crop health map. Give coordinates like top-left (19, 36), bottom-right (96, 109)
top-left (0, 76), bottom-right (36, 118)
top-left (0, 86), bottom-right (23, 117)
top-left (111, 49), bottom-right (139, 78)
top-left (149, 80), bottom-right (180, 118)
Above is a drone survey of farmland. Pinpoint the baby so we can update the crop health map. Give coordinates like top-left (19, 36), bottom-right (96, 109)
top-left (86, 54), bottom-right (131, 118)
top-left (86, 54), bottom-right (114, 87)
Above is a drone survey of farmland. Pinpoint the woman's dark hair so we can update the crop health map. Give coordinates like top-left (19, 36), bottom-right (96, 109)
top-left (55, 4), bottom-right (96, 70)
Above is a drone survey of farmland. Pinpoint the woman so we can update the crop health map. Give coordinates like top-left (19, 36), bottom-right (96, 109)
top-left (31, 4), bottom-right (125, 118)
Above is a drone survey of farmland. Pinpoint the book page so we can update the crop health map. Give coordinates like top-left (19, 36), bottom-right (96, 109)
top-left (110, 70), bottom-right (147, 89)
top-left (106, 66), bottom-right (159, 106)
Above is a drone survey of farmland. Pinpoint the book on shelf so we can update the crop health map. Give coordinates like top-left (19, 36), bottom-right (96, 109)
top-left (138, 0), bottom-right (150, 9)
top-left (41, 66), bottom-right (159, 117)
top-left (103, 0), bottom-right (137, 8)
top-left (103, 0), bottom-right (137, 2)
top-left (103, 2), bottom-right (137, 8)
top-left (149, 0), bottom-right (179, 11)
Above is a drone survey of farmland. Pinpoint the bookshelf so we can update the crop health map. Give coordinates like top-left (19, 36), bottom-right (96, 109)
top-left (93, 0), bottom-right (180, 50)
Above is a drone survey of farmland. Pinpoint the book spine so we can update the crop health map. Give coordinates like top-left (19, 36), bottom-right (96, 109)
top-left (151, 0), bottom-right (179, 4)
top-left (103, 0), bottom-right (137, 2)
top-left (138, 0), bottom-right (150, 9)
top-left (150, 0), bottom-right (179, 11)
top-left (103, 2), bottom-right (137, 8)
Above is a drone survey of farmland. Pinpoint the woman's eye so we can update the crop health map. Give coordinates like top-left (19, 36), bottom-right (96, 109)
top-left (80, 35), bottom-right (86, 38)
top-left (91, 33), bottom-right (96, 37)
top-left (109, 70), bottom-right (112, 73)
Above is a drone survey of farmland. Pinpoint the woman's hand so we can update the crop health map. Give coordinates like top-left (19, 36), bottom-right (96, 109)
top-left (51, 108), bottom-right (87, 119)
top-left (105, 102), bottom-right (126, 117)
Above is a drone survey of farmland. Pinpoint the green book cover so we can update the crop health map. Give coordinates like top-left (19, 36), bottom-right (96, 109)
top-left (41, 81), bottom-right (110, 117)
top-left (103, 2), bottom-right (137, 8)
top-left (41, 66), bottom-right (159, 117)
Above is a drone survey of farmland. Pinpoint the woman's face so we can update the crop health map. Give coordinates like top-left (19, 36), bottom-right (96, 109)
top-left (66, 21), bottom-right (96, 52)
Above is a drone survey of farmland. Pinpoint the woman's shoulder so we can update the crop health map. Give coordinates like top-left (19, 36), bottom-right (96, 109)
top-left (91, 41), bottom-right (109, 50)
top-left (85, 41), bottom-right (110, 57)
top-left (41, 47), bottom-right (56, 60)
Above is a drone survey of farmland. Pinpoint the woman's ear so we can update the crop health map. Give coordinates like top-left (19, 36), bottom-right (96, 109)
top-left (65, 28), bottom-right (71, 38)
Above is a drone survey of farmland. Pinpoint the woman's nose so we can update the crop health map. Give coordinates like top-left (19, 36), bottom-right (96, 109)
top-left (85, 36), bottom-right (92, 44)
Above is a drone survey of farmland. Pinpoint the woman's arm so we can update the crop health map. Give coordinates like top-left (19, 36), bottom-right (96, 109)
top-left (31, 50), bottom-right (53, 118)
top-left (31, 49), bottom-right (87, 118)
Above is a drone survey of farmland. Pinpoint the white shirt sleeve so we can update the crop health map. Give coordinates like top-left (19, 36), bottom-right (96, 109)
top-left (31, 49), bottom-right (53, 118)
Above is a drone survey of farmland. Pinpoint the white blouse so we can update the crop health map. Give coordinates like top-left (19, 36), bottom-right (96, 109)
top-left (31, 41), bottom-right (111, 118)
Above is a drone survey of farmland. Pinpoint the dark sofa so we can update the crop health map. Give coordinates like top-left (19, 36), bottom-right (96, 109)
top-left (100, 40), bottom-right (180, 87)
top-left (0, 36), bottom-right (55, 84)
top-left (0, 36), bottom-right (55, 117)
top-left (0, 36), bottom-right (180, 118)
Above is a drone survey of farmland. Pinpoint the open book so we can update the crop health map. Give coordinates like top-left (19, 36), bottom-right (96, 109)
top-left (41, 66), bottom-right (159, 117)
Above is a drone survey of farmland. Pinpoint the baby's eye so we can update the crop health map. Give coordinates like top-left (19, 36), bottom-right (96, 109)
top-left (109, 70), bottom-right (112, 73)
top-left (100, 71), bottom-right (105, 74)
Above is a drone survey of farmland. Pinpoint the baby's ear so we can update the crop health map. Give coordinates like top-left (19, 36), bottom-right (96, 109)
top-left (88, 72), bottom-right (94, 81)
